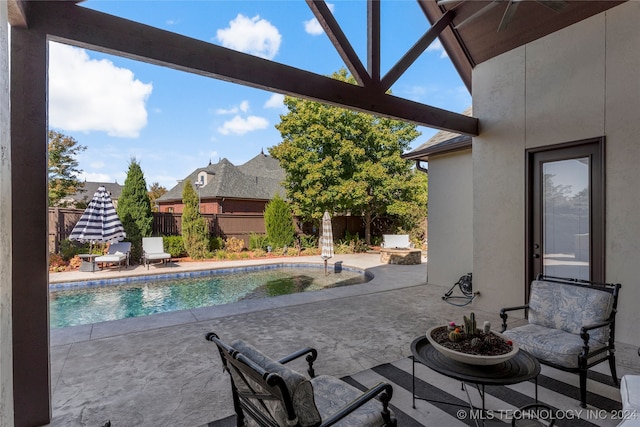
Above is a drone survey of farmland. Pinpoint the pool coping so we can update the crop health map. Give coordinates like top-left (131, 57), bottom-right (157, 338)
top-left (49, 262), bottom-right (370, 289)
top-left (50, 256), bottom-right (428, 347)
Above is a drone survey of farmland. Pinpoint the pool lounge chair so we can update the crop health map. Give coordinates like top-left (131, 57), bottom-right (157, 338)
top-left (95, 241), bottom-right (131, 271)
top-left (142, 237), bottom-right (171, 269)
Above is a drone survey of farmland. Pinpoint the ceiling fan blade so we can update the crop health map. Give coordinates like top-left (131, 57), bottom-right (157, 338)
top-left (498, 1), bottom-right (520, 32)
top-left (455, 0), bottom-right (504, 30)
top-left (536, 0), bottom-right (568, 13)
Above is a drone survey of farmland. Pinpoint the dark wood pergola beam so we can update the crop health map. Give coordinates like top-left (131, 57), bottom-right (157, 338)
top-left (380, 9), bottom-right (455, 92)
top-left (27, 1), bottom-right (478, 135)
top-left (305, 0), bottom-right (372, 87)
top-left (367, 0), bottom-right (381, 85)
top-left (8, 0), bottom-right (29, 27)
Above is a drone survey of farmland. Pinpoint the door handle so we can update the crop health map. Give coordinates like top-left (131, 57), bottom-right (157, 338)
top-left (532, 254), bottom-right (540, 258)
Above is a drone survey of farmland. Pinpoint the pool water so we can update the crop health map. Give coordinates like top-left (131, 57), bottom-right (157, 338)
top-left (50, 266), bottom-right (369, 328)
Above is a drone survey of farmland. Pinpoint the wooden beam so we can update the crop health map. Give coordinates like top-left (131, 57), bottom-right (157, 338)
top-left (380, 9), bottom-right (455, 92)
top-left (367, 0), bottom-right (380, 85)
top-left (8, 0), bottom-right (28, 27)
top-left (306, 0), bottom-right (371, 87)
top-left (28, 1), bottom-right (478, 135)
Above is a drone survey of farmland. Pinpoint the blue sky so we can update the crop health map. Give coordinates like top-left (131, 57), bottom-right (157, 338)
top-left (47, 0), bottom-right (471, 190)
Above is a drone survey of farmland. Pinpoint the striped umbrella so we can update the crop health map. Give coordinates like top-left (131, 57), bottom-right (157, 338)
top-left (69, 186), bottom-right (126, 252)
top-left (320, 211), bottom-right (334, 275)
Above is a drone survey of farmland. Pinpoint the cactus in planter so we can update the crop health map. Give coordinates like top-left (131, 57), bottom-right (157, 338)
top-left (483, 321), bottom-right (491, 334)
top-left (448, 328), bottom-right (463, 342)
top-left (463, 312), bottom-right (478, 336)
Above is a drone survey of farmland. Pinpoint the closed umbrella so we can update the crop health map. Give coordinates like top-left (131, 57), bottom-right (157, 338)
top-left (69, 186), bottom-right (126, 254)
top-left (320, 211), bottom-right (334, 275)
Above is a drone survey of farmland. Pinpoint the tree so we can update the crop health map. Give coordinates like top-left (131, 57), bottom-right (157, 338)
top-left (148, 182), bottom-right (168, 212)
top-left (264, 194), bottom-right (296, 248)
top-left (48, 130), bottom-right (86, 206)
top-left (117, 158), bottom-right (153, 262)
top-left (270, 68), bottom-right (426, 244)
top-left (181, 182), bottom-right (209, 259)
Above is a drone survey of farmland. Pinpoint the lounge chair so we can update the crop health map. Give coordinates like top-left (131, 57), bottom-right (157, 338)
top-left (142, 237), bottom-right (171, 269)
top-left (95, 241), bottom-right (131, 271)
top-left (206, 332), bottom-right (396, 426)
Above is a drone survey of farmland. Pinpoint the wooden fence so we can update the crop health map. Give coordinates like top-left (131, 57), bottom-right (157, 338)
top-left (48, 209), bottom-right (368, 253)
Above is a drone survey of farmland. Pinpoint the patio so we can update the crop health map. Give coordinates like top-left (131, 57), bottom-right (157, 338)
top-left (47, 254), bottom-right (640, 426)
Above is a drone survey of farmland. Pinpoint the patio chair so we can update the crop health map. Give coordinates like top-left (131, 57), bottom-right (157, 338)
top-left (206, 332), bottom-right (397, 427)
top-left (95, 241), bottom-right (131, 271)
top-left (142, 237), bottom-right (171, 269)
top-left (500, 274), bottom-right (621, 408)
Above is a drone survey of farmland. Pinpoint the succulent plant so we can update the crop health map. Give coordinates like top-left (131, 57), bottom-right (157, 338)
top-left (470, 337), bottom-right (482, 350)
top-left (483, 321), bottom-right (491, 334)
top-left (483, 334), bottom-right (499, 347)
top-left (448, 328), bottom-right (463, 342)
top-left (463, 312), bottom-right (478, 337)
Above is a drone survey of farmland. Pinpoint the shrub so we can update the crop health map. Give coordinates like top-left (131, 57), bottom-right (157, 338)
top-left (264, 194), bottom-right (295, 248)
top-left (164, 235), bottom-right (187, 258)
top-left (181, 182), bottom-right (209, 259)
top-left (49, 253), bottom-right (67, 272)
top-left (252, 248), bottom-right (266, 257)
top-left (224, 237), bottom-right (245, 253)
top-left (249, 233), bottom-right (269, 250)
top-left (214, 249), bottom-right (227, 260)
top-left (298, 234), bottom-right (318, 249)
top-left (59, 239), bottom-right (88, 260)
top-left (209, 236), bottom-right (224, 251)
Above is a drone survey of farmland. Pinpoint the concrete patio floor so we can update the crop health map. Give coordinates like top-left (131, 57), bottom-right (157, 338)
top-left (47, 253), bottom-right (640, 427)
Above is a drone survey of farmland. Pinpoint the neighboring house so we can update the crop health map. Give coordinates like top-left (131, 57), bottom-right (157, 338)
top-left (403, 107), bottom-right (472, 287)
top-left (156, 152), bottom-right (285, 214)
top-left (58, 181), bottom-right (124, 208)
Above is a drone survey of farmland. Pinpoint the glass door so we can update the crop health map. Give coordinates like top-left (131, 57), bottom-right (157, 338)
top-left (527, 138), bottom-right (604, 288)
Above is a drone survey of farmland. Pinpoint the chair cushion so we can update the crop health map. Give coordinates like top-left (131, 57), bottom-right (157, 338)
top-left (145, 252), bottom-right (170, 260)
top-left (528, 280), bottom-right (613, 343)
top-left (503, 323), bottom-right (606, 368)
top-left (311, 375), bottom-right (393, 427)
top-left (621, 375), bottom-right (640, 411)
top-left (95, 254), bottom-right (125, 263)
top-left (231, 340), bottom-right (321, 427)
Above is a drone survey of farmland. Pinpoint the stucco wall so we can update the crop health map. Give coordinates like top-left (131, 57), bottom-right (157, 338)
top-left (472, 1), bottom-right (640, 345)
top-left (0, 3), bottom-right (14, 424)
top-left (425, 150), bottom-right (473, 287)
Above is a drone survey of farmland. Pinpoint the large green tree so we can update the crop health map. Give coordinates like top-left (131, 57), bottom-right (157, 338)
top-left (148, 182), bottom-right (168, 212)
top-left (48, 130), bottom-right (86, 206)
top-left (270, 68), bottom-right (427, 244)
top-left (181, 182), bottom-right (209, 259)
top-left (117, 158), bottom-right (153, 262)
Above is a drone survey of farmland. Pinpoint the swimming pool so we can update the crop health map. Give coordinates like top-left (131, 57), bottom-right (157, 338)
top-left (49, 264), bottom-right (371, 328)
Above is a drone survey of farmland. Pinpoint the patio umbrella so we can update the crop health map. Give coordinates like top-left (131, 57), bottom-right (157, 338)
top-left (320, 211), bottom-right (334, 275)
top-left (69, 186), bottom-right (126, 253)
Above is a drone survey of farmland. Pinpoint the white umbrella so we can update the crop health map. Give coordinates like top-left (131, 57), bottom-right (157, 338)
top-left (69, 186), bottom-right (126, 253)
top-left (320, 211), bottom-right (334, 275)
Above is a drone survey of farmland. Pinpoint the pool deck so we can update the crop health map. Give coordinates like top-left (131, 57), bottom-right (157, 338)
top-left (46, 253), bottom-right (640, 427)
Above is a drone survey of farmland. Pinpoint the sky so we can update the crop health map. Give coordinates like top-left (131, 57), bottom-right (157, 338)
top-left (47, 0), bottom-right (472, 190)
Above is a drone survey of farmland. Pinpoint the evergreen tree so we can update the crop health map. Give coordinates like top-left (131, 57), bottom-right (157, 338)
top-left (181, 181), bottom-right (209, 259)
top-left (264, 194), bottom-right (295, 248)
top-left (117, 158), bottom-right (153, 262)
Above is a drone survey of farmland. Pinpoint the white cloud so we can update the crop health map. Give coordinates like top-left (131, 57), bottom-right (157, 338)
top-left (427, 39), bottom-right (448, 58)
top-left (264, 93), bottom-right (285, 109)
top-left (217, 115), bottom-right (269, 135)
top-left (216, 14), bottom-right (281, 60)
top-left (166, 19), bottom-right (179, 26)
top-left (304, 3), bottom-right (335, 36)
top-left (215, 100), bottom-right (250, 115)
top-left (48, 42), bottom-right (153, 138)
